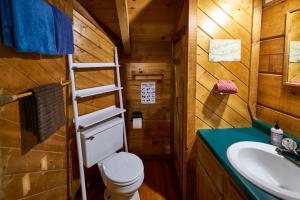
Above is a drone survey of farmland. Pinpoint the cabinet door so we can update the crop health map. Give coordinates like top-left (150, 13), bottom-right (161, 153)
top-left (224, 173), bottom-right (247, 200)
top-left (196, 159), bottom-right (222, 200)
top-left (197, 138), bottom-right (224, 193)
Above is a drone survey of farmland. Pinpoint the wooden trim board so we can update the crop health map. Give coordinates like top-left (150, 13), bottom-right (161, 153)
top-left (115, 0), bottom-right (131, 54)
top-left (183, 0), bottom-right (197, 199)
top-left (249, 0), bottom-right (263, 117)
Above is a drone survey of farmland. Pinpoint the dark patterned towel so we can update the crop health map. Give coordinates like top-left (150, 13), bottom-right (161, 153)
top-left (23, 83), bottom-right (66, 142)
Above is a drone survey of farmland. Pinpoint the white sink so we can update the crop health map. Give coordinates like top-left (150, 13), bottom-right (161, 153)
top-left (227, 141), bottom-right (300, 200)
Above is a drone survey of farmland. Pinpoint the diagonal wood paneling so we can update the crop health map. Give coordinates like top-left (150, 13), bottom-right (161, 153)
top-left (195, 0), bottom-right (253, 130)
top-left (198, 0), bottom-right (251, 48)
top-left (211, 0), bottom-right (252, 32)
top-left (197, 9), bottom-right (251, 67)
top-left (197, 28), bottom-right (249, 84)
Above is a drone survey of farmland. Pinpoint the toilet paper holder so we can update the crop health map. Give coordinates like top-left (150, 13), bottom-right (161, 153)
top-left (131, 112), bottom-right (143, 129)
top-left (131, 111), bottom-right (143, 121)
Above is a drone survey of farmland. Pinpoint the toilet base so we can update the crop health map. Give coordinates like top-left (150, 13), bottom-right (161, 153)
top-left (104, 189), bottom-right (140, 200)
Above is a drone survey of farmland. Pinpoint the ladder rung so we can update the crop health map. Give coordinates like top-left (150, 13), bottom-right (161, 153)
top-left (78, 106), bottom-right (126, 128)
top-left (76, 85), bottom-right (122, 98)
top-left (72, 62), bottom-right (119, 69)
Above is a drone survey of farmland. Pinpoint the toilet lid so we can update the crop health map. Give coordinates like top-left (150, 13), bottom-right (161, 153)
top-left (102, 152), bottom-right (144, 183)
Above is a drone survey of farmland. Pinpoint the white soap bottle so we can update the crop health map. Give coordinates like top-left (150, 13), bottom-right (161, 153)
top-left (270, 121), bottom-right (283, 147)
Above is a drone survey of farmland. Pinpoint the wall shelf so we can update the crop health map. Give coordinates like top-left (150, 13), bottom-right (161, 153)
top-left (76, 84), bottom-right (122, 98)
top-left (132, 72), bottom-right (164, 81)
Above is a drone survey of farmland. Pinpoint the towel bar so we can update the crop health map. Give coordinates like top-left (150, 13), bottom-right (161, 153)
top-left (0, 80), bottom-right (70, 106)
top-left (132, 71), bottom-right (164, 81)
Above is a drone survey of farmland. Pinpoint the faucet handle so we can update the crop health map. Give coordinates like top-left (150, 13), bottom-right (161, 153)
top-left (282, 138), bottom-right (298, 154)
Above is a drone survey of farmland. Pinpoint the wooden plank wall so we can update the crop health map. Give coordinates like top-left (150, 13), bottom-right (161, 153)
top-left (195, 0), bottom-right (253, 131)
top-left (71, 7), bottom-right (117, 194)
top-left (128, 0), bottom-right (177, 43)
top-left (121, 41), bottom-right (172, 157)
top-left (257, 0), bottom-right (300, 137)
top-left (77, 0), bottom-right (121, 38)
top-left (120, 0), bottom-right (178, 157)
top-left (0, 1), bottom-right (72, 199)
top-left (183, 0), bottom-right (198, 199)
top-left (73, 10), bottom-right (116, 116)
top-left (288, 9), bottom-right (300, 82)
top-left (172, 1), bottom-right (188, 195)
top-left (75, 0), bottom-right (179, 157)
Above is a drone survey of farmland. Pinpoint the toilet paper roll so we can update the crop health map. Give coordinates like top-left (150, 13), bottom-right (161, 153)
top-left (133, 118), bottom-right (142, 129)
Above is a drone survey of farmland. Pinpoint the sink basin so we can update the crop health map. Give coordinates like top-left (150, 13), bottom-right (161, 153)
top-left (227, 141), bottom-right (300, 200)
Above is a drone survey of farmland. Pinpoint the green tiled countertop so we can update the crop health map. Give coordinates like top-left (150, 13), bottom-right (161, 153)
top-left (196, 119), bottom-right (300, 200)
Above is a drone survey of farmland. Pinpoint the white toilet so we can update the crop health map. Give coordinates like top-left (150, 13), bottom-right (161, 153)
top-left (80, 117), bottom-right (144, 200)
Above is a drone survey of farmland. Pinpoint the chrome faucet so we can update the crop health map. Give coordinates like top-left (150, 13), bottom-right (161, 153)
top-left (276, 147), bottom-right (300, 167)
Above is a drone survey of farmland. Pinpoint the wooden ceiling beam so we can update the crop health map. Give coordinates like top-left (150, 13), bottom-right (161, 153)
top-left (115, 0), bottom-right (131, 54)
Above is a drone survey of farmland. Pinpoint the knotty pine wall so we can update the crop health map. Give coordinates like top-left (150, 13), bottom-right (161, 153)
top-left (71, 7), bottom-right (117, 194)
top-left (121, 41), bottom-right (172, 157)
top-left (0, 1), bottom-right (72, 199)
top-left (172, 1), bottom-right (188, 194)
top-left (257, 0), bottom-right (300, 137)
top-left (195, 0), bottom-right (253, 131)
top-left (119, 1), bottom-right (188, 195)
top-left (0, 3), bottom-right (117, 199)
top-left (73, 10), bottom-right (116, 117)
top-left (120, 0), bottom-right (176, 157)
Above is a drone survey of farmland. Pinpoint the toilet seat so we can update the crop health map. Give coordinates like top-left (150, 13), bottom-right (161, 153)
top-left (98, 152), bottom-right (144, 199)
top-left (104, 172), bottom-right (144, 194)
top-left (100, 152), bottom-right (144, 186)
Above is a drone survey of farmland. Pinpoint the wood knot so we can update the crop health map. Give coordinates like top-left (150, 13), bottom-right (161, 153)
top-left (291, 91), bottom-right (297, 95)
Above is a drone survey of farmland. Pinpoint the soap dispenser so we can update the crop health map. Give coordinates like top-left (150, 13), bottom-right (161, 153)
top-left (270, 121), bottom-right (283, 147)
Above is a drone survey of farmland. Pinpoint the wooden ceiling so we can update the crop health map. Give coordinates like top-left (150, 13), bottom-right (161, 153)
top-left (76, 0), bottom-right (121, 37)
top-left (77, 0), bottom-right (181, 53)
top-left (128, 0), bottom-right (178, 42)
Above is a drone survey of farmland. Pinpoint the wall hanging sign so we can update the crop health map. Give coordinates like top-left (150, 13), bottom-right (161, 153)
top-left (209, 39), bottom-right (241, 62)
top-left (289, 41), bottom-right (300, 62)
top-left (141, 82), bottom-right (156, 104)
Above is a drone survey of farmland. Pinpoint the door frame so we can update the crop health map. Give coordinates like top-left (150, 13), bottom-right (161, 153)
top-left (171, 26), bottom-right (187, 197)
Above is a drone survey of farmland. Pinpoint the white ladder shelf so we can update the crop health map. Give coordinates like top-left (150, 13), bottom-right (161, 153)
top-left (68, 47), bottom-right (127, 200)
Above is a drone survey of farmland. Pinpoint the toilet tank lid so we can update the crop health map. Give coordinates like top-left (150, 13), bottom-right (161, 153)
top-left (81, 117), bottom-right (123, 138)
top-left (102, 152), bottom-right (144, 183)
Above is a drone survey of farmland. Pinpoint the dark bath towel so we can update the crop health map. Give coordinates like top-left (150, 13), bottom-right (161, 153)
top-left (0, 0), bottom-right (14, 46)
top-left (51, 5), bottom-right (74, 54)
top-left (9, 0), bottom-right (57, 54)
top-left (22, 83), bottom-right (66, 142)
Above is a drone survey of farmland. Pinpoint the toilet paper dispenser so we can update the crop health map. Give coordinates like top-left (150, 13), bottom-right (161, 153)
top-left (131, 112), bottom-right (143, 129)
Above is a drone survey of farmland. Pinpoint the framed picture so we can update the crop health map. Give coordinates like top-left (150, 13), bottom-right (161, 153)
top-left (209, 39), bottom-right (241, 62)
top-left (263, 0), bottom-right (285, 7)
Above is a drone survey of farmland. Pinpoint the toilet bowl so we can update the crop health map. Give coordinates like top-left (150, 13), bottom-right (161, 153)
top-left (98, 152), bottom-right (144, 200)
top-left (80, 118), bottom-right (144, 199)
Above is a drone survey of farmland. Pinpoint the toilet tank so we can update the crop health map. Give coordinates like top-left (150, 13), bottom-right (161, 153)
top-left (81, 117), bottom-right (124, 168)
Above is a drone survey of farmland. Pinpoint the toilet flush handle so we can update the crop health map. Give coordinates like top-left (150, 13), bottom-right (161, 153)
top-left (86, 136), bottom-right (95, 140)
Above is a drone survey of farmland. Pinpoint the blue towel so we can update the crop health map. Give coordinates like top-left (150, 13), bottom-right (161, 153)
top-left (10, 0), bottom-right (57, 54)
top-left (0, 0), bottom-right (14, 46)
top-left (51, 5), bottom-right (74, 54)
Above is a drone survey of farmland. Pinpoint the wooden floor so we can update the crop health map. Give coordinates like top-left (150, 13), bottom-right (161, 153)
top-left (76, 159), bottom-right (180, 200)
